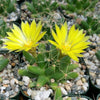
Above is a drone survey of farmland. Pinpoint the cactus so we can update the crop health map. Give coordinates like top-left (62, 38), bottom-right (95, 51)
top-left (0, 57), bottom-right (9, 71)
top-left (19, 42), bottom-right (78, 87)
top-left (25, 0), bottom-right (58, 16)
top-left (28, 66), bottom-right (45, 75)
top-left (18, 42), bottom-right (79, 98)
top-left (66, 64), bottom-right (78, 72)
top-left (23, 51), bottom-right (35, 65)
top-left (76, 16), bottom-right (100, 35)
top-left (60, 56), bottom-right (71, 71)
top-left (36, 75), bottom-right (49, 88)
top-left (60, 0), bottom-right (98, 15)
top-left (0, 18), bottom-right (10, 37)
top-left (54, 87), bottom-right (63, 100)
top-left (36, 53), bottom-right (46, 68)
top-left (18, 69), bottom-right (36, 78)
top-left (29, 81), bottom-right (36, 88)
top-left (0, 0), bottom-right (16, 16)
top-left (50, 82), bottom-right (58, 90)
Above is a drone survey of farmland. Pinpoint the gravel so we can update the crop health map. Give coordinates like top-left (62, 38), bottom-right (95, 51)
top-left (0, 0), bottom-right (100, 100)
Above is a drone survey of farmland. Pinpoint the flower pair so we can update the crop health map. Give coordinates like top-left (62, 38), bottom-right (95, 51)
top-left (2, 20), bottom-right (90, 62)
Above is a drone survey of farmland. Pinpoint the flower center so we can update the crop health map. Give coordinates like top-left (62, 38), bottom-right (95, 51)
top-left (62, 43), bottom-right (71, 52)
top-left (24, 41), bottom-right (33, 48)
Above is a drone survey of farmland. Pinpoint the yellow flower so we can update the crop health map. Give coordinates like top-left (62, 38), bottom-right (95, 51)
top-left (2, 20), bottom-right (46, 52)
top-left (49, 22), bottom-right (91, 62)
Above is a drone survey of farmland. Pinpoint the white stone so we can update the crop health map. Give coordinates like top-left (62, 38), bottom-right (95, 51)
top-left (96, 79), bottom-right (100, 85)
top-left (90, 65), bottom-right (97, 70)
top-left (82, 85), bottom-right (87, 91)
top-left (10, 78), bottom-right (18, 89)
top-left (93, 34), bottom-right (97, 38)
top-left (10, 73), bottom-right (14, 77)
top-left (92, 37), bottom-right (96, 41)
top-left (60, 87), bottom-right (68, 95)
top-left (0, 73), bottom-right (3, 77)
top-left (40, 87), bottom-right (46, 91)
top-left (66, 80), bottom-right (71, 84)
top-left (59, 83), bottom-right (62, 86)
top-left (34, 89), bottom-right (53, 100)
top-left (87, 61), bottom-right (95, 66)
top-left (53, 13), bottom-right (61, 20)
top-left (27, 89), bottom-right (32, 96)
top-left (80, 98), bottom-right (88, 100)
top-left (15, 87), bottom-right (19, 92)
top-left (95, 59), bottom-right (99, 63)
top-left (96, 36), bottom-right (99, 41)
top-left (89, 51), bottom-right (95, 55)
top-left (8, 73), bottom-right (11, 77)
top-left (0, 87), bottom-right (6, 93)
top-left (31, 90), bottom-right (37, 100)
top-left (7, 69), bottom-right (11, 73)
top-left (89, 36), bottom-right (93, 40)
top-left (65, 85), bottom-right (71, 91)
top-left (63, 96), bottom-right (69, 100)
top-left (4, 74), bottom-right (8, 78)
top-left (3, 70), bottom-right (7, 74)
top-left (83, 83), bottom-right (88, 87)
top-left (77, 86), bottom-right (82, 90)
top-left (7, 64), bottom-right (12, 69)
top-left (76, 80), bottom-right (83, 86)
top-left (22, 76), bottom-right (30, 86)
top-left (84, 53), bottom-right (89, 57)
top-left (3, 80), bottom-right (10, 84)
top-left (4, 91), bottom-right (9, 97)
top-left (45, 97), bottom-right (51, 100)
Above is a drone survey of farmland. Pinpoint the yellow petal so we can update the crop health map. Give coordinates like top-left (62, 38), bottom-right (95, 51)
top-left (13, 24), bottom-right (25, 39)
top-left (61, 22), bottom-right (67, 42)
top-left (68, 52), bottom-right (79, 62)
top-left (75, 53), bottom-right (84, 57)
top-left (55, 24), bottom-right (61, 41)
top-left (51, 29), bottom-right (60, 45)
top-left (34, 21), bottom-right (42, 40)
top-left (48, 40), bottom-right (59, 48)
top-left (30, 20), bottom-right (36, 40)
top-left (34, 31), bottom-right (46, 43)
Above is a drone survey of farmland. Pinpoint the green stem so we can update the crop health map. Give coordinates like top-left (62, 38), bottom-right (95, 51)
top-left (29, 47), bottom-right (37, 57)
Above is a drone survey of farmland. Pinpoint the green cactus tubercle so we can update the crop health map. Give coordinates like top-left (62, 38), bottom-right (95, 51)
top-left (0, 57), bottom-right (9, 71)
top-left (18, 43), bottom-right (79, 89)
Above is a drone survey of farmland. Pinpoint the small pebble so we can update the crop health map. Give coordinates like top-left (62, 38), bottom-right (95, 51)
top-left (7, 65), bottom-right (12, 69)
top-left (60, 87), bottom-right (68, 95)
top-left (27, 89), bottom-right (32, 96)
top-left (82, 85), bottom-right (87, 91)
top-left (76, 80), bottom-right (83, 86)
top-left (22, 76), bottom-right (30, 86)
top-left (96, 79), bottom-right (100, 85)
top-left (3, 80), bottom-right (10, 84)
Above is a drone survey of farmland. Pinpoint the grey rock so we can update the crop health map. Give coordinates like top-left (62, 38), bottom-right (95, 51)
top-left (9, 90), bottom-right (14, 95)
top-left (60, 87), bottom-right (68, 95)
top-left (96, 79), bottom-right (100, 85)
top-left (22, 76), bottom-right (30, 86)
top-left (6, 86), bottom-right (12, 91)
top-left (82, 85), bottom-right (87, 91)
top-left (3, 80), bottom-right (10, 84)
top-left (15, 87), bottom-right (19, 92)
top-left (4, 91), bottom-right (9, 97)
top-left (27, 89), bottom-right (32, 96)
top-left (7, 65), bottom-right (12, 69)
